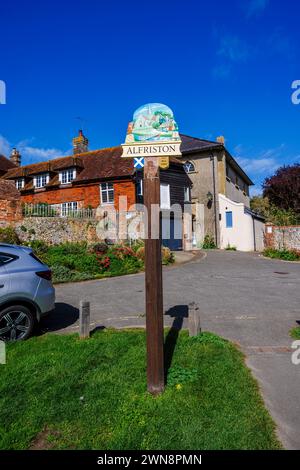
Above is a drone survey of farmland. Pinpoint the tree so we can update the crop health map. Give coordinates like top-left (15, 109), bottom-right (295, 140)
top-left (250, 195), bottom-right (299, 225)
top-left (263, 164), bottom-right (300, 214)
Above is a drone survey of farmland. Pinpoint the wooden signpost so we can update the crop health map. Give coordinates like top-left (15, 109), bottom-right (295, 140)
top-left (144, 156), bottom-right (164, 394)
top-left (122, 103), bottom-right (181, 395)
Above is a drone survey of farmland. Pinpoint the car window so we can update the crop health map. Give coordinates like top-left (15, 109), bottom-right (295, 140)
top-left (0, 253), bottom-right (17, 266)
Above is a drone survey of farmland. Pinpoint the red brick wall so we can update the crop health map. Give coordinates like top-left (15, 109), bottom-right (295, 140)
top-left (20, 180), bottom-right (136, 211)
top-left (0, 200), bottom-right (23, 226)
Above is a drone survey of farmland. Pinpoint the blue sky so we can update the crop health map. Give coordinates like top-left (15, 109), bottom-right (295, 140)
top-left (0, 0), bottom-right (299, 194)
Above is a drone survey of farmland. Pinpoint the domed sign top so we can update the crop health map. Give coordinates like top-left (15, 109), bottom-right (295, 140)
top-left (121, 103), bottom-right (182, 158)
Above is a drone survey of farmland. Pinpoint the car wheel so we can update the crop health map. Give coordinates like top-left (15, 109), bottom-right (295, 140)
top-left (0, 305), bottom-right (35, 342)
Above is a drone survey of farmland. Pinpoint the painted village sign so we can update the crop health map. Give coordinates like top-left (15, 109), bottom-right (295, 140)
top-left (121, 103), bottom-right (182, 159)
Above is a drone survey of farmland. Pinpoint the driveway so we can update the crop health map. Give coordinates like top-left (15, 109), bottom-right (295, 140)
top-left (41, 250), bottom-right (300, 449)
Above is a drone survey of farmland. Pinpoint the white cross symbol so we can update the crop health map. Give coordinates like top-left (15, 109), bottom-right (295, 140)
top-left (134, 157), bottom-right (144, 169)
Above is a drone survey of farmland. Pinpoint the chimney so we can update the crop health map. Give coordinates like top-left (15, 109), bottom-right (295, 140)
top-left (10, 148), bottom-right (21, 167)
top-left (72, 129), bottom-right (89, 154)
top-left (216, 136), bottom-right (225, 145)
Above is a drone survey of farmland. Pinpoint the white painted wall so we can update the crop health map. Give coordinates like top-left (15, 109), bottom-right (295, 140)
top-left (219, 194), bottom-right (264, 251)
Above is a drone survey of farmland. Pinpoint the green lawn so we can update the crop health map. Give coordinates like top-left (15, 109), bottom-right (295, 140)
top-left (290, 327), bottom-right (300, 339)
top-left (0, 329), bottom-right (281, 450)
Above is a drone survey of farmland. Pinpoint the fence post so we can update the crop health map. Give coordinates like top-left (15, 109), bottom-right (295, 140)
top-left (188, 302), bottom-right (201, 337)
top-left (79, 301), bottom-right (90, 339)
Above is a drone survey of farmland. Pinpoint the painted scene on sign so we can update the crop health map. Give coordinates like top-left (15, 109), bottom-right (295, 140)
top-left (125, 103), bottom-right (180, 143)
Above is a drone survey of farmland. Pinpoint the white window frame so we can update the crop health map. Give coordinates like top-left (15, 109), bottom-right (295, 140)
top-left (61, 201), bottom-right (78, 217)
top-left (34, 173), bottom-right (49, 188)
top-left (16, 178), bottom-right (25, 190)
top-left (137, 178), bottom-right (143, 196)
top-left (100, 182), bottom-right (114, 205)
top-left (59, 168), bottom-right (76, 185)
top-left (184, 186), bottom-right (191, 202)
top-left (160, 183), bottom-right (170, 209)
top-left (184, 161), bottom-right (195, 173)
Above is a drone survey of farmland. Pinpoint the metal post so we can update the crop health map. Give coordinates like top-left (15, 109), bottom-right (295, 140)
top-left (144, 156), bottom-right (165, 395)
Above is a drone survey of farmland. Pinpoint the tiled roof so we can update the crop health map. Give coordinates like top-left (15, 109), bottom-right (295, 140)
top-left (75, 147), bottom-right (133, 182)
top-left (180, 134), bottom-right (222, 153)
top-left (0, 180), bottom-right (20, 200)
top-left (0, 155), bottom-right (16, 173)
top-left (4, 147), bottom-right (134, 182)
top-left (180, 134), bottom-right (253, 186)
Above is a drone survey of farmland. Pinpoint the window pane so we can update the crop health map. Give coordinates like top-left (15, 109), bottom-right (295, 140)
top-left (226, 211), bottom-right (233, 228)
top-left (102, 191), bottom-right (108, 203)
top-left (160, 184), bottom-right (170, 209)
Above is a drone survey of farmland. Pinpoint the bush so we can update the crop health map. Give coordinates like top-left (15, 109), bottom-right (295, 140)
top-left (263, 248), bottom-right (300, 261)
top-left (28, 240), bottom-right (49, 256)
top-left (51, 264), bottom-right (91, 283)
top-left (0, 227), bottom-right (20, 245)
top-left (136, 246), bottom-right (145, 260)
top-left (202, 235), bottom-right (216, 249)
top-left (88, 242), bottom-right (108, 255)
top-left (225, 244), bottom-right (237, 251)
top-left (162, 246), bottom-right (174, 264)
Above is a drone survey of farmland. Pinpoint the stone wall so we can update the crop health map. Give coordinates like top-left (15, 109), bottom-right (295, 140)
top-left (265, 224), bottom-right (300, 252)
top-left (15, 218), bottom-right (101, 245)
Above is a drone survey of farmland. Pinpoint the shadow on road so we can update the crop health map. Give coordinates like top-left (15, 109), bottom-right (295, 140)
top-left (36, 302), bottom-right (79, 336)
top-left (164, 305), bottom-right (188, 382)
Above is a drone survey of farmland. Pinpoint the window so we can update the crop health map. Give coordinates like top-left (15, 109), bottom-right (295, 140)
top-left (137, 178), bottom-right (143, 196)
top-left (60, 168), bottom-right (76, 184)
top-left (160, 183), bottom-right (170, 209)
top-left (16, 178), bottom-right (24, 190)
top-left (34, 173), bottom-right (49, 188)
top-left (226, 211), bottom-right (233, 228)
top-left (184, 186), bottom-right (191, 202)
top-left (101, 183), bottom-right (114, 204)
top-left (184, 161), bottom-right (195, 173)
top-left (0, 253), bottom-right (17, 265)
top-left (61, 202), bottom-right (78, 217)
top-left (226, 165), bottom-right (230, 180)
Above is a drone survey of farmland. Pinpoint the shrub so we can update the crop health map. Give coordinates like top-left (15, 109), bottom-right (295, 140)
top-left (51, 264), bottom-right (91, 283)
top-left (263, 248), bottom-right (300, 261)
top-left (136, 246), bottom-right (145, 260)
top-left (225, 244), bottom-right (237, 251)
top-left (110, 245), bottom-right (137, 260)
top-left (162, 246), bottom-right (174, 264)
top-left (202, 235), bottom-right (216, 249)
top-left (131, 239), bottom-right (145, 253)
top-left (88, 242), bottom-right (108, 255)
top-left (29, 240), bottom-right (49, 257)
top-left (0, 227), bottom-right (20, 245)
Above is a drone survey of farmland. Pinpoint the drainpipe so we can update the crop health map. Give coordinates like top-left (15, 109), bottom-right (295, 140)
top-left (252, 216), bottom-right (257, 251)
top-left (210, 152), bottom-right (219, 247)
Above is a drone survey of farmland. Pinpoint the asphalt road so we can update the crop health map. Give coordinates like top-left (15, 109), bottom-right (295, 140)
top-left (42, 250), bottom-right (300, 449)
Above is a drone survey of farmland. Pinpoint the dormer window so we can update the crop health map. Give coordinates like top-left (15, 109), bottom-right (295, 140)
top-left (16, 178), bottom-right (25, 190)
top-left (34, 173), bottom-right (49, 188)
top-left (59, 168), bottom-right (76, 185)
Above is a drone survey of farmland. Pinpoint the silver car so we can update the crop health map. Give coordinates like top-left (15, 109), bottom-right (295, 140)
top-left (0, 244), bottom-right (55, 342)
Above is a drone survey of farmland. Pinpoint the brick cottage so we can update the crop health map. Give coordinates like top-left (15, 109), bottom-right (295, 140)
top-left (2, 131), bottom-right (192, 250)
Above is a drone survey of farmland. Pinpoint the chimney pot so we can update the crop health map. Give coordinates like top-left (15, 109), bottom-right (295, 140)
top-left (10, 148), bottom-right (21, 167)
top-left (72, 129), bottom-right (89, 154)
top-left (216, 136), bottom-right (225, 145)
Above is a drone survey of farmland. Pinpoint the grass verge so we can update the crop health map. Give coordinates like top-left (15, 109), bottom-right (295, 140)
top-left (0, 329), bottom-right (281, 450)
top-left (290, 327), bottom-right (300, 339)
